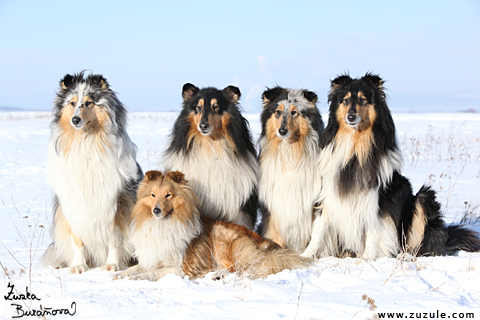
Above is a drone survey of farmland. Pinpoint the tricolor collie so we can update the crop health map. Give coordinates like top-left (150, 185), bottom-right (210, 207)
top-left (258, 87), bottom-right (324, 251)
top-left (302, 73), bottom-right (480, 259)
top-left (161, 84), bottom-right (258, 230)
top-left (115, 170), bottom-right (311, 281)
top-left (43, 72), bottom-right (143, 273)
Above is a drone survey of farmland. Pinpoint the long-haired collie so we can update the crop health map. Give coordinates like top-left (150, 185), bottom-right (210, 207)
top-left (43, 72), bottom-right (143, 273)
top-left (258, 87), bottom-right (324, 251)
top-left (161, 84), bottom-right (258, 230)
top-left (114, 170), bottom-right (311, 281)
top-left (302, 73), bottom-right (480, 259)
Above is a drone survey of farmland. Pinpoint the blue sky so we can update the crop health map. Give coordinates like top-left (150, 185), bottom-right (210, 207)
top-left (0, 0), bottom-right (479, 113)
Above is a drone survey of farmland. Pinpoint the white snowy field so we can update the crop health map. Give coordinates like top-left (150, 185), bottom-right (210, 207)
top-left (0, 111), bottom-right (479, 320)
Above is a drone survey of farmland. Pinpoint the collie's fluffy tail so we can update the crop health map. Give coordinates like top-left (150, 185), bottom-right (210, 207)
top-left (42, 243), bottom-right (66, 268)
top-left (413, 185), bottom-right (480, 256)
top-left (235, 246), bottom-right (312, 279)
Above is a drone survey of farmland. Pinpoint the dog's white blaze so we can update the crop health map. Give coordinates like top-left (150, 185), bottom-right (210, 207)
top-left (303, 131), bottom-right (403, 259)
top-left (131, 214), bottom-right (202, 270)
top-left (47, 125), bottom-right (139, 267)
top-left (162, 139), bottom-right (258, 229)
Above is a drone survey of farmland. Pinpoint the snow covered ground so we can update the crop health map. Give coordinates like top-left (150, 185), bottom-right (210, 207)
top-left (0, 111), bottom-right (479, 319)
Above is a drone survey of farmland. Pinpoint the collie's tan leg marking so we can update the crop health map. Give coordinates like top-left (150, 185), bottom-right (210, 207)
top-left (69, 233), bottom-right (86, 274)
top-left (263, 214), bottom-right (285, 248)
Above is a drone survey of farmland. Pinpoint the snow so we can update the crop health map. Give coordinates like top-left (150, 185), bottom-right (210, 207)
top-left (1, 111), bottom-right (479, 319)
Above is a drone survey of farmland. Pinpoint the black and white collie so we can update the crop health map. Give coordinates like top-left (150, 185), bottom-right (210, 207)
top-left (161, 84), bottom-right (258, 230)
top-left (43, 72), bottom-right (143, 273)
top-left (258, 87), bottom-right (324, 251)
top-left (302, 73), bottom-right (480, 259)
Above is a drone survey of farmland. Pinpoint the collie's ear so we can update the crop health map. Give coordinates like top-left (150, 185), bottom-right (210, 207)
top-left (262, 87), bottom-right (284, 105)
top-left (89, 74), bottom-right (109, 90)
top-left (165, 171), bottom-right (187, 185)
top-left (182, 83), bottom-right (199, 102)
top-left (145, 170), bottom-right (163, 181)
top-left (60, 74), bottom-right (74, 91)
top-left (302, 90), bottom-right (317, 104)
top-left (223, 85), bottom-right (241, 102)
top-left (363, 72), bottom-right (384, 90)
top-left (330, 74), bottom-right (352, 90)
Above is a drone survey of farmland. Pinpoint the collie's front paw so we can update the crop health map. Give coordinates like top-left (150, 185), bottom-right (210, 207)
top-left (102, 264), bottom-right (120, 272)
top-left (300, 248), bottom-right (316, 259)
top-left (69, 265), bottom-right (86, 274)
top-left (111, 272), bottom-right (124, 280)
top-left (361, 250), bottom-right (377, 261)
top-left (130, 273), bottom-right (153, 281)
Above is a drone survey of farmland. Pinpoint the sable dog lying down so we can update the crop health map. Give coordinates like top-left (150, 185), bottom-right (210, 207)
top-left (115, 170), bottom-right (311, 281)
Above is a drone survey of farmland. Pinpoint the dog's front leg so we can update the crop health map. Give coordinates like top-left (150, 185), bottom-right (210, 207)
top-left (301, 207), bottom-right (327, 259)
top-left (102, 225), bottom-right (124, 272)
top-left (69, 234), bottom-right (87, 274)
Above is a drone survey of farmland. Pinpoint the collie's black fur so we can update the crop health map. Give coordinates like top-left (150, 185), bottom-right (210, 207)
top-left (302, 73), bottom-right (480, 259)
top-left (161, 84), bottom-right (259, 230)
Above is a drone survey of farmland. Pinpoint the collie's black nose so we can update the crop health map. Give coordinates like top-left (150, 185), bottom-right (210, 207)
top-left (347, 114), bottom-right (357, 123)
top-left (71, 116), bottom-right (81, 125)
top-left (199, 123), bottom-right (209, 131)
top-left (153, 207), bottom-right (162, 216)
top-left (278, 128), bottom-right (288, 136)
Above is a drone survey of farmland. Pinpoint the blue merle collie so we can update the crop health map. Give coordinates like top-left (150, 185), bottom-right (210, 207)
top-left (258, 87), bottom-right (324, 251)
top-left (302, 73), bottom-right (480, 259)
top-left (161, 84), bottom-right (258, 230)
top-left (43, 72), bottom-right (142, 273)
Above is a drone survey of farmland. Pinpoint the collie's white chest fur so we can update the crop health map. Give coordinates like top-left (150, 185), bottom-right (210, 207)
top-left (47, 132), bottom-right (138, 249)
top-left (132, 215), bottom-right (202, 270)
top-left (316, 134), bottom-right (403, 258)
top-left (162, 140), bottom-right (258, 227)
top-left (259, 137), bottom-right (322, 251)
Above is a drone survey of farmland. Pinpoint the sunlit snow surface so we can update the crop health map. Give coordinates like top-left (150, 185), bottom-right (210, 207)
top-left (1, 112), bottom-right (479, 319)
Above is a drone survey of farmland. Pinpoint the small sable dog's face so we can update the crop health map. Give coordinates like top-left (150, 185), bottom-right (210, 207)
top-left (262, 87), bottom-right (317, 142)
top-left (137, 170), bottom-right (191, 221)
top-left (181, 83), bottom-right (240, 136)
top-left (58, 74), bottom-right (111, 131)
top-left (330, 73), bottom-right (385, 132)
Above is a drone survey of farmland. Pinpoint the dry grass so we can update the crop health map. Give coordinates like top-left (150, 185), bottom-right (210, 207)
top-left (455, 200), bottom-right (480, 225)
top-left (400, 124), bottom-right (478, 170)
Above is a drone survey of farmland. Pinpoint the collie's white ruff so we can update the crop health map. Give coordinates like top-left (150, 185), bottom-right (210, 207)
top-left (162, 139), bottom-right (258, 229)
top-left (46, 122), bottom-right (139, 271)
top-left (131, 207), bottom-right (202, 272)
top-left (302, 133), bottom-right (404, 259)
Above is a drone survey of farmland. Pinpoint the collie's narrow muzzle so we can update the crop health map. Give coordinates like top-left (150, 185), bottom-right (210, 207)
top-left (152, 206), bottom-right (162, 217)
top-left (346, 106), bottom-right (361, 127)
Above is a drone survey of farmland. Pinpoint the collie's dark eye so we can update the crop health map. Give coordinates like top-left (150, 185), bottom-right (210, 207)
top-left (360, 97), bottom-right (367, 104)
top-left (195, 106), bottom-right (201, 113)
top-left (85, 101), bottom-right (92, 107)
top-left (275, 110), bottom-right (282, 117)
top-left (165, 194), bottom-right (171, 198)
top-left (213, 104), bottom-right (219, 111)
top-left (291, 110), bottom-right (297, 116)
top-left (343, 98), bottom-right (350, 105)
top-left (151, 193), bottom-right (156, 198)
top-left (70, 101), bottom-right (75, 106)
